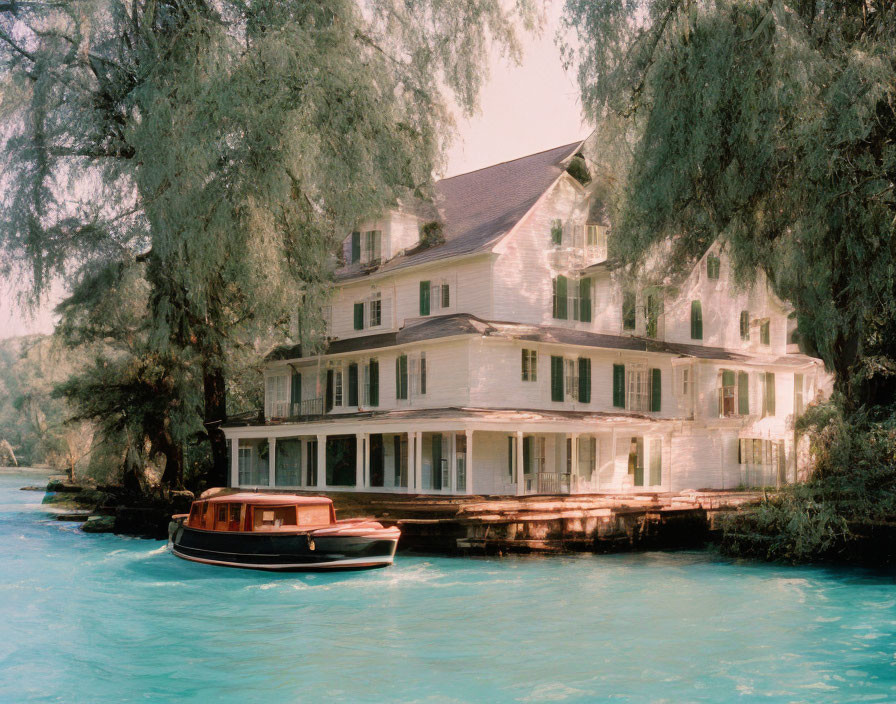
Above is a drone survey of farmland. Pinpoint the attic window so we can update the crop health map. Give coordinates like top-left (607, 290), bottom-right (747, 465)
top-left (566, 154), bottom-right (591, 186)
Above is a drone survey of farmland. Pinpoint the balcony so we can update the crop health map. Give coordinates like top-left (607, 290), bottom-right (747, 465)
top-left (268, 397), bottom-right (325, 422)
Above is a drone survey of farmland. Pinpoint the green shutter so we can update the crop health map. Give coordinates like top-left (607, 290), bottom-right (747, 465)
top-left (557, 276), bottom-right (568, 320)
top-left (579, 278), bottom-right (592, 322)
top-left (353, 302), bottom-right (364, 330)
top-left (394, 355), bottom-right (408, 400)
top-left (740, 311), bottom-right (750, 340)
top-left (613, 364), bottom-right (625, 408)
top-left (368, 359), bottom-right (379, 406)
top-left (578, 357), bottom-right (591, 403)
top-left (761, 320), bottom-right (770, 345)
top-left (738, 371), bottom-right (749, 415)
top-left (691, 300), bottom-right (703, 340)
top-left (765, 372), bottom-right (775, 415)
top-left (419, 281), bottom-right (430, 316)
top-left (290, 372), bottom-right (301, 410)
top-left (722, 369), bottom-right (735, 387)
top-left (650, 368), bottom-right (661, 412)
top-left (523, 436), bottom-right (532, 474)
top-left (348, 363), bottom-right (358, 406)
top-left (325, 369), bottom-right (334, 412)
top-left (351, 231), bottom-right (361, 263)
top-left (550, 356), bottom-right (564, 402)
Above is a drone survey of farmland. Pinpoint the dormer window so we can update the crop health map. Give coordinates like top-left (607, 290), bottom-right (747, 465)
top-left (354, 292), bottom-right (389, 331)
top-left (349, 229), bottom-right (382, 264)
top-left (586, 224), bottom-right (607, 249)
top-left (706, 254), bottom-right (721, 279)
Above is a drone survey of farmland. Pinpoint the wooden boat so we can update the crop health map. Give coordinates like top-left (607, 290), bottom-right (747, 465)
top-left (169, 493), bottom-right (400, 571)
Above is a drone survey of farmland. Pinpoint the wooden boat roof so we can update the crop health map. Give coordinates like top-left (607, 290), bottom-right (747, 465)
top-left (200, 493), bottom-right (332, 507)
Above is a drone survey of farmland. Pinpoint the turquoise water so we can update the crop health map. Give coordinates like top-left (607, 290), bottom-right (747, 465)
top-left (2, 472), bottom-right (896, 703)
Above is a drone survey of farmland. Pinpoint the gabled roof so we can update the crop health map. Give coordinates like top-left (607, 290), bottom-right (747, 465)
top-left (336, 141), bottom-right (584, 281)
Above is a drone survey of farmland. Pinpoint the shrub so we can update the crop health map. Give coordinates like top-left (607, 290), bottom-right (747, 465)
top-left (720, 400), bottom-right (896, 563)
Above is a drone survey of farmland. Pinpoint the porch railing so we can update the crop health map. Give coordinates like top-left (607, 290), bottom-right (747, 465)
top-left (535, 472), bottom-right (572, 495)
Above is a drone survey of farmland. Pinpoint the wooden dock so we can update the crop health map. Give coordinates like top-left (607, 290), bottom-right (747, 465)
top-left (257, 490), bottom-right (766, 555)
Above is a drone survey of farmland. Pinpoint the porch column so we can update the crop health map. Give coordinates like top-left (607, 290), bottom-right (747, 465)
top-left (570, 433), bottom-right (579, 493)
top-left (230, 437), bottom-right (239, 487)
top-left (465, 429), bottom-right (474, 495)
top-left (516, 430), bottom-right (525, 496)
top-left (355, 433), bottom-right (364, 490)
top-left (268, 437), bottom-right (276, 487)
top-left (316, 434), bottom-right (326, 489)
top-left (414, 431), bottom-right (423, 492)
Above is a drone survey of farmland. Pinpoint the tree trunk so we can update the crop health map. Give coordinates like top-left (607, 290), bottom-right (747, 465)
top-left (158, 427), bottom-right (184, 488)
top-left (203, 358), bottom-right (229, 488)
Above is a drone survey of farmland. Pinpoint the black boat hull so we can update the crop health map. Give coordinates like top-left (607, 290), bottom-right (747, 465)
top-left (170, 525), bottom-right (398, 571)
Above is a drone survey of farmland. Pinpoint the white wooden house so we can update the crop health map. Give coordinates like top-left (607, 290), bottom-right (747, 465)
top-left (223, 139), bottom-right (829, 495)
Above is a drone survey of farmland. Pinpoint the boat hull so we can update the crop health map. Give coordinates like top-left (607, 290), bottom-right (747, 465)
top-left (170, 525), bottom-right (398, 571)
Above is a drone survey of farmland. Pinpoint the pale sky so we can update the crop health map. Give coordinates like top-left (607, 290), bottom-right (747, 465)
top-left (0, 5), bottom-right (585, 340)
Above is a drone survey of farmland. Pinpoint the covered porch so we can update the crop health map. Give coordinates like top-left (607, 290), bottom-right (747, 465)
top-left (223, 408), bottom-right (676, 496)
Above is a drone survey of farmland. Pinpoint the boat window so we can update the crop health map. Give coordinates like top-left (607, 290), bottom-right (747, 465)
top-left (217, 505), bottom-right (228, 524)
top-left (298, 505), bottom-right (331, 527)
top-left (253, 506), bottom-right (298, 529)
top-left (229, 504), bottom-right (241, 523)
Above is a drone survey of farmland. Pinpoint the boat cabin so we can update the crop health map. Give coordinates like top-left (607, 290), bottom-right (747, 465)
top-left (186, 493), bottom-right (336, 533)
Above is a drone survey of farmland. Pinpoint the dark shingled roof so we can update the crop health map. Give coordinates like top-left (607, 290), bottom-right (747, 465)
top-left (336, 141), bottom-right (584, 281)
top-left (267, 313), bottom-right (819, 366)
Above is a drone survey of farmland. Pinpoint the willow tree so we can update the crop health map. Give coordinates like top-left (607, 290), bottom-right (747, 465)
top-left (0, 0), bottom-right (534, 485)
top-left (563, 0), bottom-right (896, 413)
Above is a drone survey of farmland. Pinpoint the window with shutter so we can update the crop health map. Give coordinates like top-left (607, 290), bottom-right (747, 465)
top-left (395, 355), bottom-right (408, 400)
top-left (626, 364), bottom-right (650, 411)
top-left (740, 311), bottom-right (750, 341)
top-left (353, 302), bottom-right (364, 330)
top-left (578, 357), bottom-right (591, 403)
top-left (368, 294), bottom-right (382, 327)
top-left (707, 254), bottom-right (720, 279)
top-left (650, 368), bottom-right (661, 412)
top-left (613, 364), bottom-right (626, 408)
top-left (691, 300), bottom-right (703, 340)
top-left (550, 356), bottom-right (564, 402)
top-left (521, 349), bottom-right (537, 381)
top-left (565, 358), bottom-right (578, 401)
top-left (553, 276), bottom-right (568, 319)
top-left (347, 363), bottom-right (358, 407)
top-left (419, 281), bottom-right (430, 316)
top-left (760, 319), bottom-right (770, 345)
top-left (579, 278), bottom-right (592, 322)
top-left (622, 289), bottom-right (636, 330)
top-left (334, 367), bottom-right (344, 407)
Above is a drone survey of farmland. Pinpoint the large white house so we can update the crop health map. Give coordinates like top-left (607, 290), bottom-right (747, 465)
top-left (223, 139), bottom-right (829, 496)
